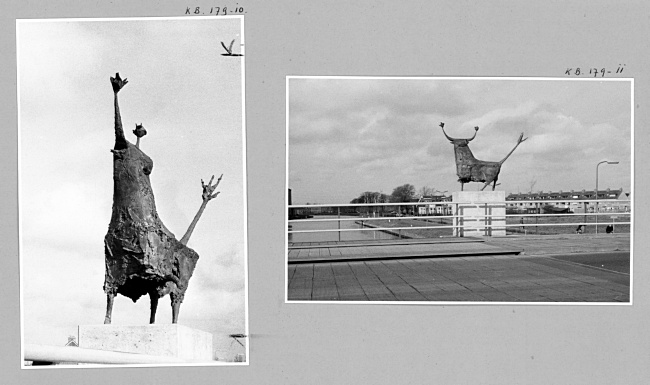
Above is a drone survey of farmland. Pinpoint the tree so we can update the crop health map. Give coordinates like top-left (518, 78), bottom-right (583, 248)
top-left (350, 191), bottom-right (389, 204)
top-left (350, 191), bottom-right (390, 215)
top-left (528, 178), bottom-right (537, 193)
top-left (390, 184), bottom-right (416, 203)
top-left (419, 186), bottom-right (435, 197)
top-left (350, 192), bottom-right (372, 204)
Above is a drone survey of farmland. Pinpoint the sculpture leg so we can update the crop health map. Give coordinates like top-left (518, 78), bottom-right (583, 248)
top-left (170, 292), bottom-right (183, 324)
top-left (104, 293), bottom-right (115, 324)
top-left (480, 182), bottom-right (490, 191)
top-left (149, 292), bottom-right (159, 324)
top-left (460, 183), bottom-right (464, 191)
top-left (492, 179), bottom-right (498, 191)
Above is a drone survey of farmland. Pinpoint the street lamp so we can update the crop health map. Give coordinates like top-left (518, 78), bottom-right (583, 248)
top-left (595, 160), bottom-right (619, 234)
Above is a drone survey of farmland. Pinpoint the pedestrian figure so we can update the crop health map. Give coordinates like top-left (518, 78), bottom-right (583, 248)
top-left (575, 224), bottom-right (583, 234)
top-left (606, 224), bottom-right (614, 234)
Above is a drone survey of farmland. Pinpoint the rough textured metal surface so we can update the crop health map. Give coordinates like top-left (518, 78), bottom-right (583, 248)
top-left (103, 139), bottom-right (198, 304)
top-left (103, 73), bottom-right (219, 324)
top-left (439, 122), bottom-right (526, 191)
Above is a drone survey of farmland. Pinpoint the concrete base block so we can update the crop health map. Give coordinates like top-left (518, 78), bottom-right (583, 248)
top-left (452, 191), bottom-right (506, 237)
top-left (78, 324), bottom-right (213, 361)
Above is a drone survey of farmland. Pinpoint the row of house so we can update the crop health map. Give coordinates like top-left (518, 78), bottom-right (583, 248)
top-left (288, 188), bottom-right (631, 218)
top-left (505, 188), bottom-right (630, 213)
top-left (412, 195), bottom-right (453, 215)
top-left (407, 188), bottom-right (631, 216)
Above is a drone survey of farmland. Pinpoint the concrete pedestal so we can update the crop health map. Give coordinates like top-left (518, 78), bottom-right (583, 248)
top-left (78, 324), bottom-right (213, 361)
top-left (452, 191), bottom-right (506, 237)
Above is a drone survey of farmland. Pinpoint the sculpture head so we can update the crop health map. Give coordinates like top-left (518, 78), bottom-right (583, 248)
top-left (133, 123), bottom-right (147, 139)
top-left (439, 122), bottom-right (478, 147)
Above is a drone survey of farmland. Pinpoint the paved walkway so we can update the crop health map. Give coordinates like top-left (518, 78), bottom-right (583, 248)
top-left (288, 238), bottom-right (521, 264)
top-left (486, 233), bottom-right (630, 256)
top-left (287, 234), bottom-right (630, 302)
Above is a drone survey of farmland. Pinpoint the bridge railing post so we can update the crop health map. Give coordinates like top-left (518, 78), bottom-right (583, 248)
top-left (337, 206), bottom-right (341, 242)
top-left (484, 203), bottom-right (490, 236)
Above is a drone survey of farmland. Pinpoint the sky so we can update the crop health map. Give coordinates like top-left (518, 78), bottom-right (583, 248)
top-left (17, 17), bottom-right (247, 362)
top-left (288, 77), bottom-right (632, 204)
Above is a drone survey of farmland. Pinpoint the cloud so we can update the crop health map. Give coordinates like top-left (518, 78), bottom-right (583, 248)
top-left (194, 248), bottom-right (246, 293)
top-left (289, 78), bottom-right (632, 203)
top-left (18, 21), bottom-right (104, 109)
top-left (18, 18), bottom-right (247, 359)
top-left (289, 78), bottom-right (471, 147)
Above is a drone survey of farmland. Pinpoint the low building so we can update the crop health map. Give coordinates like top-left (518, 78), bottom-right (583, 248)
top-left (412, 195), bottom-right (453, 216)
top-left (506, 188), bottom-right (629, 213)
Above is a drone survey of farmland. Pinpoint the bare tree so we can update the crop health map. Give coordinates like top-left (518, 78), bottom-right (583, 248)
top-left (390, 184), bottom-right (416, 203)
top-left (419, 186), bottom-right (435, 197)
top-left (528, 178), bottom-right (537, 193)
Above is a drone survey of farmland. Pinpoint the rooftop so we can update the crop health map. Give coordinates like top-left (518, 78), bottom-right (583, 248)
top-left (507, 188), bottom-right (626, 201)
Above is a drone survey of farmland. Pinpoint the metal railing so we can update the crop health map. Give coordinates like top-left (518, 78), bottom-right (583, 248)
top-left (287, 199), bottom-right (631, 240)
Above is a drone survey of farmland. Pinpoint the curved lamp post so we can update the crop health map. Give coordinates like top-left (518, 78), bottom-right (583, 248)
top-left (595, 160), bottom-right (619, 234)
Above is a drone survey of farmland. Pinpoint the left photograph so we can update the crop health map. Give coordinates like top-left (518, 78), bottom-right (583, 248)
top-left (17, 17), bottom-right (248, 367)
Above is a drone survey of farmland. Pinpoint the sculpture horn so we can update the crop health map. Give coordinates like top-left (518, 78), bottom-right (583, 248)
top-left (439, 122), bottom-right (455, 142)
top-left (467, 126), bottom-right (479, 142)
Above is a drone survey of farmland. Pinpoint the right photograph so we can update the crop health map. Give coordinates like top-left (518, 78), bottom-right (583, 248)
top-left (286, 76), bottom-right (632, 304)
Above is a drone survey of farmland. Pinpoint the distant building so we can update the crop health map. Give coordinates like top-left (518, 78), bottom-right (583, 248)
top-left (506, 188), bottom-right (629, 213)
top-left (412, 195), bottom-right (453, 216)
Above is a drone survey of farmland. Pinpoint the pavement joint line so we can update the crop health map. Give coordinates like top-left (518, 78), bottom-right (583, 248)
top-left (545, 253), bottom-right (631, 276)
top-left (377, 260), bottom-right (427, 299)
top-left (522, 250), bottom-right (630, 258)
top-left (288, 236), bottom-right (630, 302)
top-left (289, 248), bottom-right (523, 264)
top-left (289, 238), bottom-right (484, 250)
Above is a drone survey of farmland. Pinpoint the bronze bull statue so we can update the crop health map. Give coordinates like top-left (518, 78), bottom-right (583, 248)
top-left (439, 122), bottom-right (527, 191)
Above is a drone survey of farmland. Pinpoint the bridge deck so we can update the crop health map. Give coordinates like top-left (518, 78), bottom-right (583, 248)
top-left (288, 238), bottom-right (521, 264)
top-left (287, 234), bottom-right (631, 302)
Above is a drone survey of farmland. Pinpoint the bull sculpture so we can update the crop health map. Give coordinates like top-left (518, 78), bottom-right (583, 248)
top-left (439, 122), bottom-right (527, 191)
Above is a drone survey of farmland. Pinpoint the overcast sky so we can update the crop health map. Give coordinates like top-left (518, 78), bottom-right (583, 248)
top-left (17, 17), bottom-right (247, 361)
top-left (288, 77), bottom-right (632, 204)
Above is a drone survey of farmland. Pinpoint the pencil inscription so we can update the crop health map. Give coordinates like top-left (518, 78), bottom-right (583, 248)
top-left (565, 64), bottom-right (626, 77)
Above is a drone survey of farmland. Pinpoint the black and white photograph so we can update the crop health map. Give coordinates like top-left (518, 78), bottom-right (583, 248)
top-left (17, 17), bottom-right (248, 366)
top-left (287, 76), bottom-right (632, 303)
top-left (5, 1), bottom-right (650, 384)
